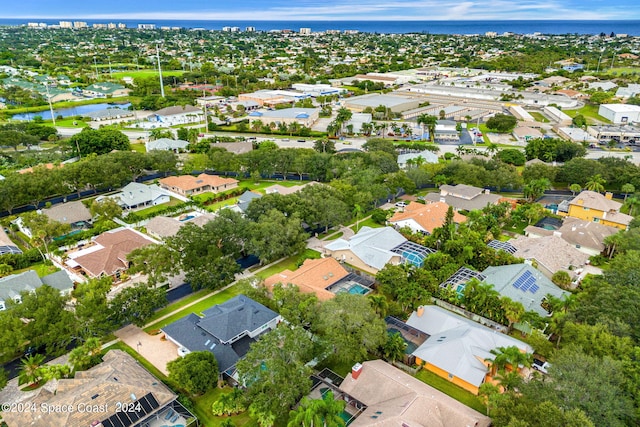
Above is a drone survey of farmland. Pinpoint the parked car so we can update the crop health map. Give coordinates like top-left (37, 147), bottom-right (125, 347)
top-left (532, 358), bottom-right (551, 374)
top-left (395, 201), bottom-right (407, 208)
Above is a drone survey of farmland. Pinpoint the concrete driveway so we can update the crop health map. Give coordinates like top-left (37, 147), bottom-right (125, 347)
top-left (115, 325), bottom-right (180, 375)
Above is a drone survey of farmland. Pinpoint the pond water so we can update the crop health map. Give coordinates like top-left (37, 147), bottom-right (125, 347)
top-left (11, 102), bottom-right (131, 121)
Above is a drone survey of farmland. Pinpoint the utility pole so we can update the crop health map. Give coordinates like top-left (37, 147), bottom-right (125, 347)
top-left (44, 83), bottom-right (56, 127)
top-left (156, 43), bottom-right (165, 97)
top-left (93, 57), bottom-right (99, 80)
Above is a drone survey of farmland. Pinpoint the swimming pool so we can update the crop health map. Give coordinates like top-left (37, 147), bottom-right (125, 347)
top-left (348, 284), bottom-right (370, 295)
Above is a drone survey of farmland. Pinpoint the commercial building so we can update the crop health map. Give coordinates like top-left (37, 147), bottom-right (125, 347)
top-left (598, 104), bottom-right (640, 124)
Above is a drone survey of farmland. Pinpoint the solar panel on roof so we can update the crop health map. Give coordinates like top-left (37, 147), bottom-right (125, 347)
top-left (530, 284), bottom-right (540, 293)
top-left (101, 419), bottom-right (115, 427)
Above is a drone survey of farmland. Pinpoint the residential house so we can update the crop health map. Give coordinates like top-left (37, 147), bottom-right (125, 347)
top-left (145, 212), bottom-right (216, 240)
top-left (512, 126), bottom-right (543, 143)
top-left (66, 228), bottom-right (157, 280)
top-left (324, 226), bottom-right (434, 273)
top-left (337, 359), bottom-right (491, 427)
top-left (525, 216), bottom-right (619, 256)
top-left (406, 305), bottom-right (532, 395)
top-left (264, 257), bottom-right (372, 301)
top-left (507, 234), bottom-right (590, 279)
top-left (397, 150), bottom-right (438, 169)
top-left (162, 295), bottom-right (282, 376)
top-left (41, 200), bottom-right (92, 229)
top-left (389, 201), bottom-right (466, 235)
top-left (145, 138), bottom-right (189, 153)
top-left (424, 184), bottom-right (502, 211)
top-left (82, 82), bottom-right (131, 98)
top-left (565, 190), bottom-right (631, 230)
top-left (159, 174), bottom-right (238, 197)
top-left (615, 84), bottom-right (640, 99)
top-left (98, 182), bottom-right (170, 210)
top-left (481, 263), bottom-right (569, 316)
top-left (0, 227), bottom-right (21, 255)
top-left (151, 105), bottom-right (203, 125)
top-left (0, 269), bottom-right (73, 311)
top-left (85, 108), bottom-right (134, 121)
top-left (235, 190), bottom-right (262, 213)
top-left (1, 350), bottom-right (196, 427)
top-left (588, 81), bottom-right (617, 91)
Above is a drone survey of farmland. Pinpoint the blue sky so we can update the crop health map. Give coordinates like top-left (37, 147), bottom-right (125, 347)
top-left (7, 0), bottom-right (640, 20)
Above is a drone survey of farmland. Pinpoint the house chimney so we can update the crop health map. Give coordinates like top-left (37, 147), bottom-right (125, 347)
top-left (439, 197), bottom-right (446, 203)
top-left (352, 363), bottom-right (363, 380)
top-left (417, 306), bottom-right (425, 317)
top-left (605, 192), bottom-right (613, 200)
top-left (484, 189), bottom-right (490, 194)
top-left (553, 231), bottom-right (562, 237)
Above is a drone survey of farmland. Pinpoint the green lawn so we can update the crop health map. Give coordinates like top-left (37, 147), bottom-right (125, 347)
top-left (132, 197), bottom-right (185, 217)
top-left (529, 112), bottom-right (550, 123)
top-left (53, 118), bottom-right (90, 128)
top-left (10, 263), bottom-right (58, 277)
top-left (111, 69), bottom-right (185, 79)
top-left (563, 104), bottom-right (610, 124)
top-left (415, 369), bottom-right (487, 414)
top-left (324, 231), bottom-right (343, 241)
top-left (253, 249), bottom-right (321, 280)
top-left (349, 217), bottom-right (382, 233)
top-left (606, 66), bottom-right (640, 76)
top-left (145, 288), bottom-right (211, 324)
top-left (192, 387), bottom-right (257, 427)
top-left (131, 142), bottom-right (146, 153)
top-left (144, 284), bottom-right (245, 332)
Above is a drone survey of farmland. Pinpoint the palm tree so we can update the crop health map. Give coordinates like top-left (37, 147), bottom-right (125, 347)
top-left (523, 178), bottom-right (551, 202)
top-left (621, 183), bottom-right (635, 201)
top-left (569, 183), bottom-right (582, 196)
top-left (288, 391), bottom-right (346, 427)
top-left (624, 194), bottom-right (640, 216)
top-left (383, 332), bottom-right (408, 363)
top-left (500, 297), bottom-right (525, 330)
top-left (486, 346), bottom-right (532, 377)
top-left (585, 174), bottom-right (606, 193)
top-left (368, 294), bottom-right (389, 317)
top-left (486, 143), bottom-right (499, 157)
top-left (417, 114), bottom-right (437, 142)
top-left (352, 203), bottom-right (363, 232)
top-left (18, 353), bottom-right (46, 386)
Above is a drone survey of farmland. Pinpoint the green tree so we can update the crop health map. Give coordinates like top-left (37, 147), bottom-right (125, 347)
top-left (68, 127), bottom-right (130, 156)
top-left (383, 331), bottom-right (407, 362)
top-left (237, 326), bottom-right (315, 425)
top-left (523, 178), bottom-right (551, 202)
top-left (621, 183), bottom-right (635, 201)
top-left (0, 368), bottom-right (7, 391)
top-left (287, 391), bottom-right (346, 427)
top-left (249, 210), bottom-right (308, 264)
top-left (551, 271), bottom-right (572, 289)
top-left (18, 353), bottom-right (46, 386)
top-left (486, 114), bottom-right (518, 133)
top-left (313, 294), bottom-right (387, 363)
top-left (585, 174), bottom-right (606, 193)
top-left (167, 351), bottom-right (219, 395)
top-left (108, 283), bottom-right (167, 327)
top-left (20, 212), bottom-right (71, 260)
top-left (73, 277), bottom-right (115, 338)
top-left (569, 183), bottom-right (582, 196)
top-left (68, 337), bottom-right (103, 371)
top-left (90, 198), bottom-right (123, 221)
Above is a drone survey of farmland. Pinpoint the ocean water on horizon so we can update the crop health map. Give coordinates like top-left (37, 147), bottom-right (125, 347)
top-left (1, 19), bottom-right (639, 36)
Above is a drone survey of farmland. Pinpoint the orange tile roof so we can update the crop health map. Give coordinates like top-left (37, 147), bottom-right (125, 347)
top-left (159, 173), bottom-right (238, 192)
top-left (389, 201), bottom-right (466, 234)
top-left (264, 257), bottom-right (349, 301)
top-left (73, 229), bottom-right (155, 277)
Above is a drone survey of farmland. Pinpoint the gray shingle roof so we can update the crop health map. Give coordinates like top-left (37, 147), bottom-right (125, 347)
top-left (199, 295), bottom-right (279, 343)
top-left (146, 138), bottom-right (189, 151)
top-left (102, 182), bottom-right (169, 209)
top-left (42, 200), bottom-right (92, 225)
top-left (161, 313), bottom-right (241, 372)
top-left (0, 270), bottom-right (42, 303)
top-left (40, 270), bottom-right (74, 293)
top-left (236, 191), bottom-right (262, 213)
top-left (481, 263), bottom-right (569, 316)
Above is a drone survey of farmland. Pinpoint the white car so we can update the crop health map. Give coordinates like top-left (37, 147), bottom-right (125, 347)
top-left (532, 358), bottom-right (550, 374)
top-left (395, 201), bottom-right (407, 208)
